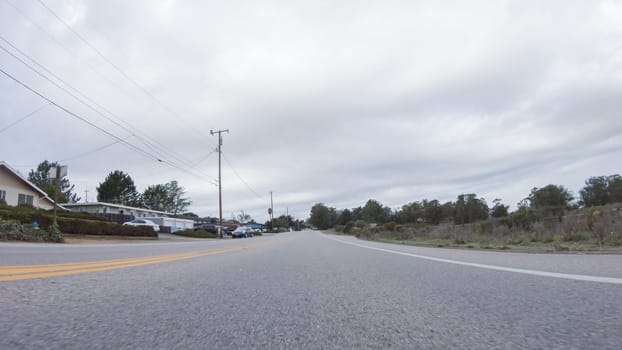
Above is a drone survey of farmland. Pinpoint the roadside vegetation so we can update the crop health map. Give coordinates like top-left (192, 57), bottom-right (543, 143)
top-left (172, 229), bottom-right (218, 239)
top-left (0, 204), bottom-right (156, 241)
top-left (309, 174), bottom-right (622, 252)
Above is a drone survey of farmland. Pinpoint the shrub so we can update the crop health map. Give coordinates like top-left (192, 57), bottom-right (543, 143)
top-left (383, 221), bottom-right (397, 232)
top-left (173, 229), bottom-right (218, 238)
top-left (343, 221), bottom-right (354, 234)
top-left (45, 223), bottom-right (63, 243)
top-left (58, 218), bottom-right (155, 237)
top-left (354, 220), bottom-right (366, 228)
top-left (564, 232), bottom-right (589, 242)
top-left (0, 218), bottom-right (25, 240)
top-left (474, 221), bottom-right (492, 234)
top-left (0, 218), bottom-right (63, 242)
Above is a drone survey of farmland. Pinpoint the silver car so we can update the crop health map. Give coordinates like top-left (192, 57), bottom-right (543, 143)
top-left (123, 219), bottom-right (160, 232)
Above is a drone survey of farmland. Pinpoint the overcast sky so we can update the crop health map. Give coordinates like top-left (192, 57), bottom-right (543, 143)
top-left (1, 0), bottom-right (622, 221)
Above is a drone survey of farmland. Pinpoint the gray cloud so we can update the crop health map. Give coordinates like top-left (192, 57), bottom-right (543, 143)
top-left (2, 0), bottom-right (622, 220)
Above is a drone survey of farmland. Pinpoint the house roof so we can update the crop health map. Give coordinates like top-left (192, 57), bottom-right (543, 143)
top-left (62, 202), bottom-right (172, 215)
top-left (0, 161), bottom-right (64, 209)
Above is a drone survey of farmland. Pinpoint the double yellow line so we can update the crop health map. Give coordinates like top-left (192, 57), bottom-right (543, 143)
top-left (0, 243), bottom-right (261, 282)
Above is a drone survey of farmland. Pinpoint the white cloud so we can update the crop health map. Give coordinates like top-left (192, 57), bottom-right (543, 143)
top-left (1, 0), bottom-right (622, 220)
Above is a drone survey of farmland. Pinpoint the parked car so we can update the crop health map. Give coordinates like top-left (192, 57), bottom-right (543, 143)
top-left (216, 226), bottom-right (232, 236)
top-left (231, 226), bottom-right (253, 238)
top-left (194, 223), bottom-right (218, 233)
top-left (123, 219), bottom-right (160, 232)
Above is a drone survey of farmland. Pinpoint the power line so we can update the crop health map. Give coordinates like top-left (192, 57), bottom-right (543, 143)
top-left (4, 0), bottom-right (219, 174)
top-left (0, 39), bottom-right (218, 184)
top-left (2, 0), bottom-right (130, 95)
top-left (34, 0), bottom-right (216, 145)
top-left (0, 66), bottom-right (159, 161)
top-left (190, 149), bottom-right (218, 167)
top-left (0, 67), bottom-right (218, 186)
top-left (58, 136), bottom-right (130, 163)
top-left (4, 0), bottom-right (219, 175)
top-left (0, 102), bottom-right (50, 134)
top-left (222, 151), bottom-right (266, 200)
top-left (0, 36), bottom-right (200, 175)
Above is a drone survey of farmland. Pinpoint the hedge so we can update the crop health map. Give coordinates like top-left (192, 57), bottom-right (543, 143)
top-left (58, 218), bottom-right (156, 237)
top-left (173, 229), bottom-right (218, 239)
top-left (0, 205), bottom-right (155, 237)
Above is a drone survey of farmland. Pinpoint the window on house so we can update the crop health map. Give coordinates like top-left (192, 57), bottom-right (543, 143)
top-left (0, 189), bottom-right (6, 204)
top-left (18, 193), bottom-right (34, 206)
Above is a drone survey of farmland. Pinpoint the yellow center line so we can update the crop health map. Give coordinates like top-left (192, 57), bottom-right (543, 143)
top-left (0, 240), bottom-right (273, 282)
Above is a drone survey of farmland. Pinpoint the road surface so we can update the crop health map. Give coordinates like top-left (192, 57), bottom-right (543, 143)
top-left (1, 231), bottom-right (621, 349)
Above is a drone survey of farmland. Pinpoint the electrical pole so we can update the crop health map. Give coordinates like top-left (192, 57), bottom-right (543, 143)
top-left (53, 166), bottom-right (60, 227)
top-left (270, 191), bottom-right (274, 232)
top-left (84, 189), bottom-right (89, 203)
top-left (211, 129), bottom-right (229, 238)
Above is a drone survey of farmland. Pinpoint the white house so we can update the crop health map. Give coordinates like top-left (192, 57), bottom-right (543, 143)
top-left (0, 161), bottom-right (60, 210)
top-left (63, 202), bottom-right (195, 232)
top-left (142, 217), bottom-right (195, 233)
top-left (62, 202), bottom-right (172, 219)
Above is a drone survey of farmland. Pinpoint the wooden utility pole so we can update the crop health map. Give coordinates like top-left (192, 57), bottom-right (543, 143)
top-left (53, 166), bottom-right (61, 227)
top-left (211, 129), bottom-right (229, 238)
top-left (270, 191), bottom-right (274, 231)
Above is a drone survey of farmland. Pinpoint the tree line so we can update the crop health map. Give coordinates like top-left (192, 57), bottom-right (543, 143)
top-left (309, 174), bottom-right (622, 230)
top-left (27, 161), bottom-right (192, 215)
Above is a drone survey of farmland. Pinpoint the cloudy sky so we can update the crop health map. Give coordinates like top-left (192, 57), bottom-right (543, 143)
top-left (1, 0), bottom-right (621, 221)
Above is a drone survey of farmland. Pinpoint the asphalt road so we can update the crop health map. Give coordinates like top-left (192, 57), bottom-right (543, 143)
top-left (1, 231), bottom-right (621, 349)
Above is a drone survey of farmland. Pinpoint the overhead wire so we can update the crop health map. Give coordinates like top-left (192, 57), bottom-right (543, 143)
top-left (34, 0), bottom-right (217, 146)
top-left (0, 67), bottom-right (218, 186)
top-left (58, 136), bottom-right (131, 163)
top-left (2, 0), bottom-right (131, 96)
top-left (222, 151), bottom-right (267, 200)
top-left (0, 39), bottom-right (218, 184)
top-left (7, 0), bottom-right (219, 177)
top-left (0, 102), bottom-right (51, 133)
top-left (4, 0), bottom-right (219, 177)
top-left (0, 35), bottom-right (201, 176)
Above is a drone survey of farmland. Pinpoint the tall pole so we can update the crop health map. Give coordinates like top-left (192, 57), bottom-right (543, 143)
top-left (53, 166), bottom-right (60, 227)
top-left (270, 191), bottom-right (274, 231)
top-left (211, 129), bottom-right (229, 238)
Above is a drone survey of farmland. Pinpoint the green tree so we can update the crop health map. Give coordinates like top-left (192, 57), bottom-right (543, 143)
top-left (454, 194), bottom-right (489, 224)
top-left (96, 170), bottom-right (141, 206)
top-left (142, 184), bottom-right (170, 212)
top-left (579, 175), bottom-right (622, 207)
top-left (528, 185), bottom-right (573, 218)
top-left (490, 198), bottom-right (509, 218)
top-left (274, 214), bottom-right (293, 228)
top-left (309, 203), bottom-right (337, 229)
top-left (399, 201), bottom-right (423, 223)
top-left (361, 199), bottom-right (390, 223)
top-left (142, 180), bottom-right (191, 214)
top-left (28, 160), bottom-right (81, 203)
top-left (164, 181), bottom-right (191, 214)
top-left (336, 208), bottom-right (353, 225)
top-left (422, 199), bottom-right (443, 225)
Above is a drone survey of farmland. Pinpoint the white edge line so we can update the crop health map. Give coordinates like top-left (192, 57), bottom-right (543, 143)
top-left (323, 234), bottom-right (622, 285)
